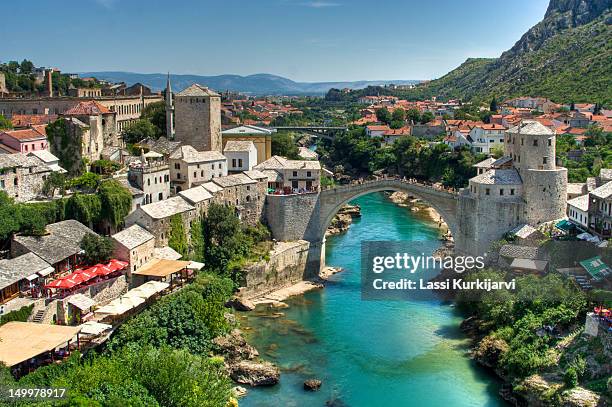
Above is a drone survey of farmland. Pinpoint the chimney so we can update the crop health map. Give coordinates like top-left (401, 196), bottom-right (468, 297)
top-left (45, 70), bottom-right (53, 97)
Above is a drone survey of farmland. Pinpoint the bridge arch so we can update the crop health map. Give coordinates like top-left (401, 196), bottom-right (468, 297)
top-left (318, 179), bottom-right (459, 244)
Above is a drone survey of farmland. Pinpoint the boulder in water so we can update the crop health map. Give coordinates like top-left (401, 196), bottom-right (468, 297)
top-left (304, 379), bottom-right (322, 391)
top-left (229, 360), bottom-right (280, 386)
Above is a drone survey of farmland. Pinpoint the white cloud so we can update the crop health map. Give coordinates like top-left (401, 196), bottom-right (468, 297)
top-left (299, 1), bottom-right (340, 8)
top-left (94, 0), bottom-right (117, 9)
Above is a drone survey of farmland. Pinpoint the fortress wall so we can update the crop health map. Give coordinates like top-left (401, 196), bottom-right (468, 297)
top-left (523, 168), bottom-right (567, 225)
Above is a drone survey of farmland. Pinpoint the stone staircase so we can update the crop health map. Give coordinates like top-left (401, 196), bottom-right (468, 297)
top-left (31, 309), bottom-right (45, 323)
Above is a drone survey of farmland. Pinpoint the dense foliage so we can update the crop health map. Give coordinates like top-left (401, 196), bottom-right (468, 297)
top-left (0, 179), bottom-right (131, 248)
top-left (168, 214), bottom-right (188, 259)
top-left (0, 114), bottom-right (12, 130)
top-left (0, 273), bottom-right (235, 406)
top-left (317, 127), bottom-right (484, 187)
top-left (80, 234), bottom-right (114, 265)
top-left (457, 270), bottom-right (589, 380)
top-left (271, 131), bottom-right (300, 159)
top-left (123, 119), bottom-right (161, 144)
top-left (200, 204), bottom-right (271, 285)
top-left (557, 125), bottom-right (612, 182)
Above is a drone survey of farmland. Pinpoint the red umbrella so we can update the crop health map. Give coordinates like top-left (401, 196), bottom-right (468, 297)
top-left (107, 259), bottom-right (128, 272)
top-left (45, 273), bottom-right (84, 289)
top-left (90, 263), bottom-right (113, 276)
top-left (75, 268), bottom-right (97, 283)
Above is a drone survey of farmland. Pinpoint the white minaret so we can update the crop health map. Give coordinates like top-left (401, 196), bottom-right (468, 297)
top-left (165, 72), bottom-right (175, 139)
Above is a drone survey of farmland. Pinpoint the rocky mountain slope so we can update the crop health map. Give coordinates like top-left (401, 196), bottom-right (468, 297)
top-left (408, 0), bottom-right (612, 103)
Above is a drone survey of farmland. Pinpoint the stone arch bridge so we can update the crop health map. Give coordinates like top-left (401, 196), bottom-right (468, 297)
top-left (265, 178), bottom-right (460, 276)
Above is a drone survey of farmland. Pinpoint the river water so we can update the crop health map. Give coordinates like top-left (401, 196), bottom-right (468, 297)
top-left (241, 193), bottom-right (506, 406)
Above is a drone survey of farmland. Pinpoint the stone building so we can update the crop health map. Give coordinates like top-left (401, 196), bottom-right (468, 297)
top-left (67, 88), bottom-right (102, 98)
top-left (11, 220), bottom-right (96, 274)
top-left (178, 185), bottom-right (213, 218)
top-left (0, 94), bottom-right (162, 133)
top-left (127, 153), bottom-right (170, 205)
top-left (456, 120), bottom-right (567, 256)
top-left (47, 101), bottom-right (118, 173)
top-left (63, 100), bottom-right (119, 149)
top-left (124, 196), bottom-right (196, 248)
top-left (0, 153), bottom-right (52, 202)
top-left (173, 84), bottom-right (222, 151)
top-left (254, 155), bottom-right (321, 193)
top-left (168, 145), bottom-right (227, 193)
top-left (210, 173), bottom-right (266, 225)
top-left (111, 224), bottom-right (155, 275)
top-left (221, 125), bottom-right (273, 164)
top-left (224, 140), bottom-right (257, 172)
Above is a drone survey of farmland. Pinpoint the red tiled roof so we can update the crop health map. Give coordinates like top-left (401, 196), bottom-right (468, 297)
top-left (64, 100), bottom-right (112, 115)
top-left (383, 127), bottom-right (411, 136)
top-left (367, 125), bottom-right (391, 132)
top-left (0, 125), bottom-right (47, 141)
top-left (11, 114), bottom-right (58, 127)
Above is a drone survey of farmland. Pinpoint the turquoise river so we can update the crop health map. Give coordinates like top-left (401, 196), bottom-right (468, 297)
top-left (241, 192), bottom-right (507, 406)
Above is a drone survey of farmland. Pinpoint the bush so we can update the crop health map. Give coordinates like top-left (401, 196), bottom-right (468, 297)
top-left (0, 305), bottom-right (33, 326)
top-left (564, 366), bottom-right (578, 388)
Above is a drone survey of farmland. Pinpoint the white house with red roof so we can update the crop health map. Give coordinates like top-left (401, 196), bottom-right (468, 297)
top-left (469, 123), bottom-right (507, 154)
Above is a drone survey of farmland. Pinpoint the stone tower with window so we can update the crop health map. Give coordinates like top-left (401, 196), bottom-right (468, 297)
top-left (173, 83), bottom-right (222, 152)
top-left (456, 120), bottom-right (567, 256)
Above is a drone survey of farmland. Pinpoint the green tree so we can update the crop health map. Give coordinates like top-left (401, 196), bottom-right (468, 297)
top-left (375, 107), bottom-right (392, 125)
top-left (489, 97), bottom-right (498, 112)
top-left (42, 171), bottom-right (67, 197)
top-left (123, 119), bottom-right (161, 144)
top-left (80, 233), bottom-right (114, 264)
top-left (69, 172), bottom-right (101, 192)
top-left (17, 204), bottom-right (47, 236)
top-left (142, 101), bottom-right (167, 136)
top-left (420, 111), bottom-right (435, 124)
top-left (6, 61), bottom-right (19, 73)
top-left (0, 192), bottom-right (20, 243)
top-left (271, 131), bottom-right (300, 159)
top-left (406, 108), bottom-right (421, 123)
top-left (168, 214), bottom-right (188, 258)
top-left (0, 115), bottom-right (12, 130)
top-left (19, 59), bottom-right (34, 74)
top-left (203, 204), bottom-right (248, 279)
top-left (490, 146), bottom-right (504, 158)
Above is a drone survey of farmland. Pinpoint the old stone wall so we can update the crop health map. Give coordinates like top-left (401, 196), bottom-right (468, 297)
top-left (456, 192), bottom-right (524, 256)
top-left (238, 240), bottom-right (310, 299)
top-left (264, 193), bottom-right (321, 242)
top-left (523, 168), bottom-right (567, 225)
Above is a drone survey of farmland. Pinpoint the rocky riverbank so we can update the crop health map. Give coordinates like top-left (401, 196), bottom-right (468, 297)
top-left (326, 204), bottom-right (361, 236)
top-left (386, 192), bottom-right (450, 239)
top-left (213, 329), bottom-right (280, 391)
top-left (431, 246), bottom-right (608, 407)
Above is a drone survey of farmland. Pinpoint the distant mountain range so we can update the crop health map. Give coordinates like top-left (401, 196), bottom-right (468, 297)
top-left (401, 0), bottom-right (612, 103)
top-left (76, 72), bottom-right (420, 96)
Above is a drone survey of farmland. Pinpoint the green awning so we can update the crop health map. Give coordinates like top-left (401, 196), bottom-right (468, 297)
top-left (556, 219), bottom-right (574, 232)
top-left (579, 256), bottom-right (610, 281)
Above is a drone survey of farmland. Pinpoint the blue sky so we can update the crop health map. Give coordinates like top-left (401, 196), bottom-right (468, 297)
top-left (1, 0), bottom-right (549, 82)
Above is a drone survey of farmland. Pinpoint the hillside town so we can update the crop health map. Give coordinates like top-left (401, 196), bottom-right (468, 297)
top-left (0, 56), bottom-right (610, 405)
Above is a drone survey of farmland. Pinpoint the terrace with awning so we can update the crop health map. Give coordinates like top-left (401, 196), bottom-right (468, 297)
top-left (44, 259), bottom-right (128, 296)
top-left (0, 322), bottom-right (81, 374)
